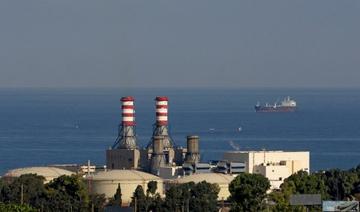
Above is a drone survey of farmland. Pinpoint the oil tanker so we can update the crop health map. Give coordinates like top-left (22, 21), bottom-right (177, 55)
top-left (255, 96), bottom-right (297, 112)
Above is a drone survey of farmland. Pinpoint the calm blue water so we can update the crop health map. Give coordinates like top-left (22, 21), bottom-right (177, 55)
top-left (1, 88), bottom-right (360, 175)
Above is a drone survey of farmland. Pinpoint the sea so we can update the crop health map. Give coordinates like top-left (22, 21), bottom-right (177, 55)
top-left (1, 87), bottom-right (360, 175)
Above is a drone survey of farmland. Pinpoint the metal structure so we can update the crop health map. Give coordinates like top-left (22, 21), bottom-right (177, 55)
top-left (112, 96), bottom-right (137, 149)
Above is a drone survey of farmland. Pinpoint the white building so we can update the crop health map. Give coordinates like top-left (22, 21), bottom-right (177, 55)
top-left (223, 151), bottom-right (310, 190)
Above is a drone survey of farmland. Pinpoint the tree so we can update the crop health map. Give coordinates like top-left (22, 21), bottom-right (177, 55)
top-left (190, 181), bottom-right (220, 212)
top-left (284, 171), bottom-right (328, 197)
top-left (131, 185), bottom-right (146, 212)
top-left (145, 181), bottom-right (162, 211)
top-left (163, 183), bottom-right (186, 212)
top-left (147, 181), bottom-right (158, 196)
top-left (324, 169), bottom-right (358, 200)
top-left (110, 183), bottom-right (122, 206)
top-left (0, 177), bottom-right (7, 202)
top-left (228, 173), bottom-right (270, 212)
top-left (1, 174), bottom-right (47, 208)
top-left (44, 175), bottom-right (89, 212)
top-left (0, 202), bottom-right (37, 212)
top-left (89, 193), bottom-right (106, 212)
top-left (163, 181), bottom-right (219, 212)
top-left (269, 171), bottom-right (328, 212)
top-left (0, 174), bottom-right (103, 211)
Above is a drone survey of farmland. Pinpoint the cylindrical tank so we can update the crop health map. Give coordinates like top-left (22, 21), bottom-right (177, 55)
top-left (155, 96), bottom-right (168, 126)
top-left (121, 96), bottom-right (135, 126)
top-left (90, 170), bottom-right (164, 207)
top-left (187, 135), bottom-right (199, 154)
top-left (153, 136), bottom-right (164, 155)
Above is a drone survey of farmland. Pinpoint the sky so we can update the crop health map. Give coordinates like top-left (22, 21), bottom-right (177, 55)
top-left (0, 1), bottom-right (359, 88)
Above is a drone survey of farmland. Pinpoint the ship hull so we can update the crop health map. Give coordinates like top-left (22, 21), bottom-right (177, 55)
top-left (255, 106), bottom-right (296, 112)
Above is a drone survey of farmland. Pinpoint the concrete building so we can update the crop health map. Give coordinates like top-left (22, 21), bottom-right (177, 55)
top-left (170, 173), bottom-right (235, 201)
top-left (106, 149), bottom-right (140, 169)
top-left (89, 170), bottom-right (164, 207)
top-left (4, 167), bottom-right (74, 183)
top-left (223, 151), bottom-right (310, 190)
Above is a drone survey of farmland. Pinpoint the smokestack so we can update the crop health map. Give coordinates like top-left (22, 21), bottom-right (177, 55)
top-left (185, 135), bottom-right (200, 164)
top-left (151, 136), bottom-right (166, 175)
top-left (147, 96), bottom-right (174, 150)
top-left (155, 96), bottom-right (168, 126)
top-left (112, 96), bottom-right (137, 149)
top-left (121, 96), bottom-right (135, 126)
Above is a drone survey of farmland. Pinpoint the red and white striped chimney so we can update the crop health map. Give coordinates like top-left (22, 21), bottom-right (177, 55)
top-left (155, 96), bottom-right (168, 126)
top-left (121, 96), bottom-right (135, 126)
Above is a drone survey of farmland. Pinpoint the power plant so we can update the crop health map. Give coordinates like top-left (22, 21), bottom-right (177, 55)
top-left (106, 96), bottom-right (200, 177)
top-left (2, 95), bottom-right (311, 207)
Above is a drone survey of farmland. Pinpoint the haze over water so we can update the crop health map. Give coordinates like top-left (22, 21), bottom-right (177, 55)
top-left (1, 88), bottom-right (359, 174)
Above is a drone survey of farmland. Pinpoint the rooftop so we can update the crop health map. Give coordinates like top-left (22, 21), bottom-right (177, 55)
top-left (172, 173), bottom-right (235, 185)
top-left (4, 166), bottom-right (74, 179)
top-left (91, 170), bottom-right (162, 181)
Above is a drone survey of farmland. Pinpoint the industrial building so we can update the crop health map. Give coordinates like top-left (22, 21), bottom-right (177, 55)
top-left (88, 170), bottom-right (164, 207)
top-left (223, 151), bottom-right (310, 189)
top-left (106, 96), bottom-right (200, 179)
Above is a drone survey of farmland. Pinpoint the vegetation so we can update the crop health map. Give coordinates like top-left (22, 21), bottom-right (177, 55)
top-left (131, 184), bottom-right (147, 211)
top-left (163, 181), bottom-right (219, 212)
top-left (0, 174), bottom-right (47, 208)
top-left (268, 167), bottom-right (360, 212)
top-left (0, 202), bottom-right (37, 212)
top-left (131, 181), bottom-right (164, 212)
top-left (268, 171), bottom-right (326, 211)
top-left (228, 173), bottom-right (270, 212)
top-left (227, 167), bottom-right (360, 212)
top-left (131, 180), bottom-right (219, 212)
top-left (45, 175), bottom-right (90, 211)
top-left (3, 165), bottom-right (360, 211)
top-left (109, 183), bottom-right (122, 206)
top-left (0, 174), bottom-right (105, 212)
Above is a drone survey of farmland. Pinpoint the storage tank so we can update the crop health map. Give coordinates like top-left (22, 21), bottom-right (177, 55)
top-left (170, 173), bottom-right (234, 200)
top-left (4, 167), bottom-right (74, 183)
top-left (89, 170), bottom-right (164, 206)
